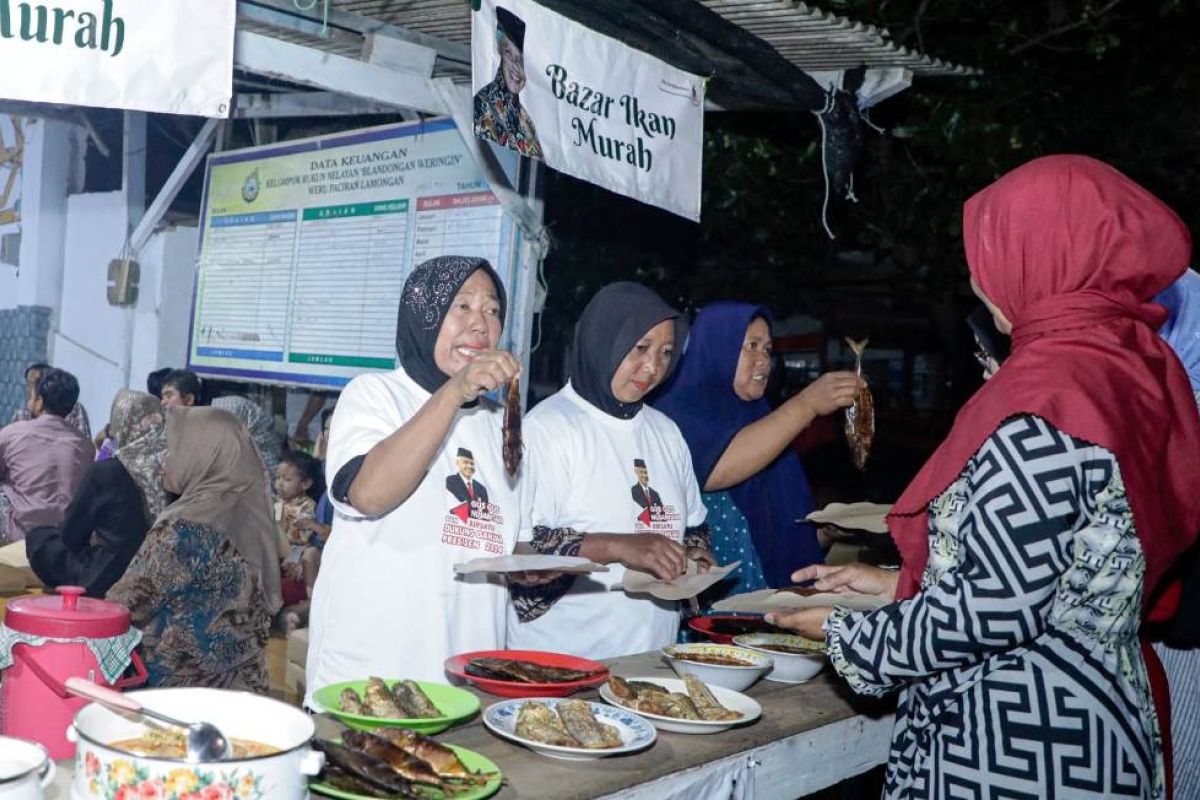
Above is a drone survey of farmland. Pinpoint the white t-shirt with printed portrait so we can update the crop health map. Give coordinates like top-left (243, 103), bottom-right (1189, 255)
top-left (305, 367), bottom-right (519, 706)
top-left (505, 381), bottom-right (707, 660)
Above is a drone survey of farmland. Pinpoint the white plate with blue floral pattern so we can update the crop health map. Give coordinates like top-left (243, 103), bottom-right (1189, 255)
top-left (598, 677), bottom-right (762, 734)
top-left (482, 698), bottom-right (656, 760)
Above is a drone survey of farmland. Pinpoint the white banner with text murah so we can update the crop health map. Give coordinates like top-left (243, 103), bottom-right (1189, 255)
top-left (0, 0), bottom-right (234, 116)
top-left (471, 0), bottom-right (705, 220)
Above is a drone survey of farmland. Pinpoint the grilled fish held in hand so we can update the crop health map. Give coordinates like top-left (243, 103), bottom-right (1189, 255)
top-left (843, 337), bottom-right (874, 470)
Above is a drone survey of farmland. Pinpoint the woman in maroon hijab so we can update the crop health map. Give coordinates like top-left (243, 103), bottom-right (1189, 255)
top-left (771, 156), bottom-right (1200, 799)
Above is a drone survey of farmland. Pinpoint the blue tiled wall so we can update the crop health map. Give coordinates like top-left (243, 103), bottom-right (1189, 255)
top-left (0, 306), bottom-right (52, 424)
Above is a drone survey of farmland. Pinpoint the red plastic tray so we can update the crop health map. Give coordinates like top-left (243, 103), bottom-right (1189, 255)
top-left (444, 649), bottom-right (609, 698)
top-left (687, 614), bottom-right (780, 644)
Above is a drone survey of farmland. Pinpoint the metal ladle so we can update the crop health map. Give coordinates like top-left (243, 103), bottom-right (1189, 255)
top-left (66, 677), bottom-right (233, 762)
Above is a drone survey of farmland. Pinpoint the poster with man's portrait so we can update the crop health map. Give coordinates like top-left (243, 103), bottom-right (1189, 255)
top-left (470, 0), bottom-right (706, 221)
top-left (472, 7), bottom-right (544, 160)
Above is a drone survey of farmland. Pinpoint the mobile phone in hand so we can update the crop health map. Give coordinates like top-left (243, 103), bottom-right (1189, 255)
top-left (967, 305), bottom-right (1009, 367)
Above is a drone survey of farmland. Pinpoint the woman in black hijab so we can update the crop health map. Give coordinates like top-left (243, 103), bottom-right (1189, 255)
top-left (507, 282), bottom-right (714, 660)
top-left (306, 256), bottom-right (523, 700)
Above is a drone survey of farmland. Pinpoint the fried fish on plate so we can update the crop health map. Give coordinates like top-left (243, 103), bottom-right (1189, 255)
top-left (466, 656), bottom-right (601, 684)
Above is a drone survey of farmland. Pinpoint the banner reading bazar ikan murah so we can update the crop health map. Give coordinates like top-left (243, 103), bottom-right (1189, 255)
top-left (0, 0), bottom-right (234, 116)
top-left (471, 0), bottom-right (705, 220)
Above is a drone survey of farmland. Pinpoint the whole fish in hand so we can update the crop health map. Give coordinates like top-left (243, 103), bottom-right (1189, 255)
top-left (503, 377), bottom-right (522, 476)
top-left (843, 337), bottom-right (874, 470)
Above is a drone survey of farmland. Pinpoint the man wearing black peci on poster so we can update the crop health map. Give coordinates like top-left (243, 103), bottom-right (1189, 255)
top-left (473, 7), bottom-right (544, 159)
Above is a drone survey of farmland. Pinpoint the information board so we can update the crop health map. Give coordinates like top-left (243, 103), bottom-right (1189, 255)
top-left (188, 118), bottom-right (524, 388)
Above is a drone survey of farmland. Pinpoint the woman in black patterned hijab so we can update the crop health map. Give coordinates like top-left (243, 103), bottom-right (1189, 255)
top-left (395, 255), bottom-right (509, 395)
top-left (305, 256), bottom-right (525, 697)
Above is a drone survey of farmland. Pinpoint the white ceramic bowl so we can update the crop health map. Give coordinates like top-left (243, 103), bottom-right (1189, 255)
top-left (482, 698), bottom-right (656, 760)
top-left (661, 643), bottom-right (772, 691)
top-left (733, 633), bottom-right (827, 683)
top-left (598, 677), bottom-right (762, 735)
top-left (69, 688), bottom-right (322, 800)
top-left (0, 736), bottom-right (54, 799)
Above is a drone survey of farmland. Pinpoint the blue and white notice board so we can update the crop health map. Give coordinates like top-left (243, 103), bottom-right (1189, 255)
top-left (187, 118), bottom-right (528, 389)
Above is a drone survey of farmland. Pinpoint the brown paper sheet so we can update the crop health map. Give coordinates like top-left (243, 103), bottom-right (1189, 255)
top-left (453, 554), bottom-right (609, 575)
top-left (616, 559), bottom-right (741, 601)
top-left (711, 586), bottom-right (888, 614)
top-left (805, 502), bottom-right (892, 534)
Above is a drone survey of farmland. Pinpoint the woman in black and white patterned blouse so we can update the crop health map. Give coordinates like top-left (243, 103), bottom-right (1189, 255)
top-left (771, 156), bottom-right (1200, 800)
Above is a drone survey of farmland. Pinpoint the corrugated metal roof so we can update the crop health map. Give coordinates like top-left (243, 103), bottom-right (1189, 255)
top-left (328, 0), bottom-right (976, 77)
top-left (236, 1), bottom-right (473, 81)
top-left (699, 1), bottom-right (976, 76)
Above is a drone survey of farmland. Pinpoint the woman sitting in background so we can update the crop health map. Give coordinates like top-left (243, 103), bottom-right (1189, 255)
top-left (107, 407), bottom-right (281, 691)
top-left (655, 302), bottom-right (861, 594)
top-left (27, 390), bottom-right (166, 597)
top-left (212, 394), bottom-right (282, 477)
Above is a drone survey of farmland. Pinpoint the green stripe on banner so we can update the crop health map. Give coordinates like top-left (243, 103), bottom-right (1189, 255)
top-left (301, 199), bottom-right (409, 221)
top-left (289, 353), bottom-right (396, 369)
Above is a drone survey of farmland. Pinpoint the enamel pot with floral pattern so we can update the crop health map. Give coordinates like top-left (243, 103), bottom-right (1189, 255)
top-left (68, 688), bottom-right (321, 800)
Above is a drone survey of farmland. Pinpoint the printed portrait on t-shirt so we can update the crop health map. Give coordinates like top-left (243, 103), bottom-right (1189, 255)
top-left (439, 446), bottom-right (505, 554)
top-left (631, 458), bottom-right (665, 525)
top-left (447, 447), bottom-right (491, 521)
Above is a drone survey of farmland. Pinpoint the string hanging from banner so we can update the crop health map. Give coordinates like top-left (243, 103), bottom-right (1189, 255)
top-left (293, 0), bottom-right (330, 36)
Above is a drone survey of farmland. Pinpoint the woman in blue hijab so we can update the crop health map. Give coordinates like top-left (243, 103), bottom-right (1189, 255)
top-left (1152, 269), bottom-right (1200, 800)
top-left (655, 302), bottom-right (862, 592)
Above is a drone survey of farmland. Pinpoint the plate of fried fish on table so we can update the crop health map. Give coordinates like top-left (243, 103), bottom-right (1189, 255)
top-left (310, 726), bottom-right (502, 800)
top-left (313, 676), bottom-right (481, 734)
top-left (482, 697), bottom-right (656, 760)
top-left (444, 649), bottom-right (609, 697)
top-left (599, 674), bottom-right (762, 734)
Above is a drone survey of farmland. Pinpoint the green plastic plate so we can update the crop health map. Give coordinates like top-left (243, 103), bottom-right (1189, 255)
top-left (312, 679), bottom-right (480, 734)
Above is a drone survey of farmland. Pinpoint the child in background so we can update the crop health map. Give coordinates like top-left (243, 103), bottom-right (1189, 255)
top-left (275, 450), bottom-right (325, 633)
top-left (308, 408), bottom-right (336, 535)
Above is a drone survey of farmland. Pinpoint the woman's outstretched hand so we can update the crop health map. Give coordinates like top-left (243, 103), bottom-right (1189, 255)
top-left (764, 607), bottom-right (832, 640)
top-left (795, 371), bottom-right (864, 417)
top-left (790, 563), bottom-right (898, 601)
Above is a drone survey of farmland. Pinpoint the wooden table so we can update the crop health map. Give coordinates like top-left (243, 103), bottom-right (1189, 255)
top-left (47, 651), bottom-right (895, 799)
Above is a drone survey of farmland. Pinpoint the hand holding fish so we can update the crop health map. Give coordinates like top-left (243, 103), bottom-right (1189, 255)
top-left (503, 376), bottom-right (522, 476)
top-left (791, 563), bottom-right (898, 601)
top-left (794, 371), bottom-right (863, 417)
top-left (686, 547), bottom-right (716, 574)
top-left (448, 349), bottom-right (520, 405)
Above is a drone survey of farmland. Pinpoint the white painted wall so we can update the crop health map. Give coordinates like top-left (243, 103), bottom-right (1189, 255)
top-left (129, 225), bottom-right (200, 394)
top-left (0, 115), bottom-right (24, 306)
top-left (15, 119), bottom-right (79, 309)
top-left (54, 192), bottom-right (199, 426)
top-left (0, 254), bottom-right (14, 305)
top-left (54, 216), bottom-right (199, 424)
top-left (54, 192), bottom-right (129, 427)
top-left (0, 107), bottom-right (203, 425)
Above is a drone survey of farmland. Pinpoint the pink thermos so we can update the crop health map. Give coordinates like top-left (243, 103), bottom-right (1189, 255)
top-left (1, 586), bottom-right (147, 758)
